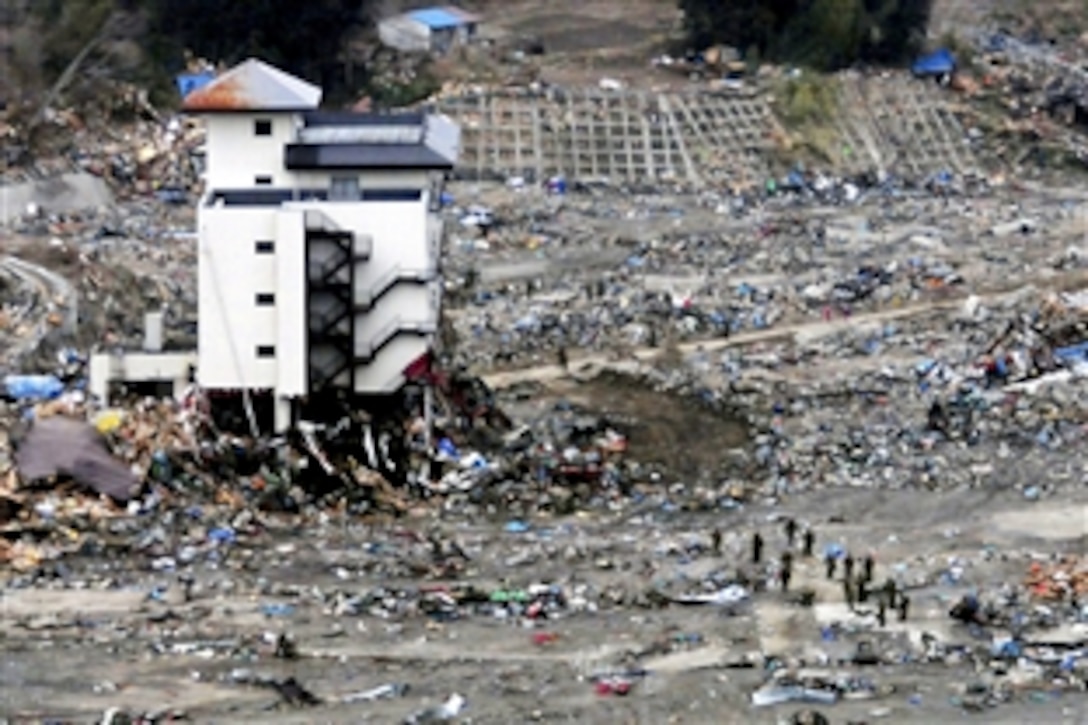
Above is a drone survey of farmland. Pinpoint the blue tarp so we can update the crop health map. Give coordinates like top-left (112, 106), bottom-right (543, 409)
top-left (1055, 341), bottom-right (1088, 363)
top-left (912, 48), bottom-right (956, 77)
top-left (175, 72), bottom-right (215, 99)
top-left (5, 374), bottom-right (63, 401)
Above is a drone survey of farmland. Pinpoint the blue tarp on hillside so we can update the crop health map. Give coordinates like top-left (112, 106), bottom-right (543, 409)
top-left (912, 48), bottom-right (956, 77)
top-left (176, 72), bottom-right (216, 99)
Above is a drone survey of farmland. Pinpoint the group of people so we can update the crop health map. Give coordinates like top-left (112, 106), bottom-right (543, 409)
top-left (721, 517), bottom-right (910, 626)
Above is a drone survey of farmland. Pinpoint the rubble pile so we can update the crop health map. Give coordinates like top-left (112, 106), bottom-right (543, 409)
top-left (1, 81), bottom-right (205, 200)
top-left (442, 176), bottom-right (1088, 373)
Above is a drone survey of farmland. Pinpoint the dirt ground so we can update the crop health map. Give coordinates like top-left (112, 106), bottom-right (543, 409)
top-left (3, 481), bottom-right (1085, 723)
top-left (549, 372), bottom-right (750, 480)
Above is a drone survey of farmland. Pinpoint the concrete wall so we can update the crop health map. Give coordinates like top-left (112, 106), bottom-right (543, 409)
top-left (197, 206), bottom-right (280, 389)
top-left (89, 351), bottom-right (197, 405)
top-left (204, 113), bottom-right (298, 189)
top-left (275, 209), bottom-right (307, 396)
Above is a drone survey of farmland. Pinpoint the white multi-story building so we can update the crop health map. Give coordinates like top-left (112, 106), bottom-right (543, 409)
top-left (182, 58), bottom-right (459, 433)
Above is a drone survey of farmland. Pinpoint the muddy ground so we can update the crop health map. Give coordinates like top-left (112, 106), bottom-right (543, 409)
top-left (3, 477), bottom-right (1086, 723)
top-left (1, 379), bottom-right (1085, 723)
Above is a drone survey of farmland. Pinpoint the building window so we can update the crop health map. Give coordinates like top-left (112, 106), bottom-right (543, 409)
top-left (254, 119), bottom-right (272, 136)
top-left (255, 240), bottom-right (275, 254)
top-left (256, 345), bottom-right (276, 359)
top-left (362, 188), bottom-right (422, 202)
top-left (255, 175), bottom-right (273, 186)
top-left (329, 176), bottom-right (360, 201)
top-left (256, 293), bottom-right (275, 306)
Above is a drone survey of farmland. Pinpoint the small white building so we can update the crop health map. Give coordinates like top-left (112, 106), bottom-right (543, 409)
top-left (379, 6), bottom-right (480, 55)
top-left (181, 58), bottom-right (460, 433)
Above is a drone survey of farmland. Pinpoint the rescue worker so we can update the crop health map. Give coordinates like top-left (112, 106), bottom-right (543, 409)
top-left (856, 574), bottom-right (869, 603)
top-left (882, 578), bottom-right (897, 606)
top-left (802, 528), bottom-right (815, 557)
top-left (843, 553), bottom-right (855, 582)
top-left (780, 551), bottom-right (793, 592)
top-left (825, 552), bottom-right (837, 580)
top-left (861, 553), bottom-right (875, 584)
top-left (784, 518), bottom-right (798, 547)
top-left (897, 593), bottom-right (910, 622)
top-left (752, 531), bottom-right (764, 564)
top-left (711, 528), bottom-right (722, 556)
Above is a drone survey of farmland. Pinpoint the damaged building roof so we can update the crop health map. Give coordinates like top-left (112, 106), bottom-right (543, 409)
top-left (181, 58), bottom-right (323, 113)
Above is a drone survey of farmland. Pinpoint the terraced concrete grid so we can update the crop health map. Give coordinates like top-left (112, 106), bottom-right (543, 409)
top-left (437, 89), bottom-right (779, 186)
top-left (436, 77), bottom-right (978, 185)
top-left (838, 74), bottom-right (976, 177)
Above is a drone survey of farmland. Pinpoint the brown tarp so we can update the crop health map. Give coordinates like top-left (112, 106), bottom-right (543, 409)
top-left (15, 416), bottom-right (139, 502)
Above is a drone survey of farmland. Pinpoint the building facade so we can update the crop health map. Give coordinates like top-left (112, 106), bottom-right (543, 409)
top-left (183, 59), bottom-right (459, 432)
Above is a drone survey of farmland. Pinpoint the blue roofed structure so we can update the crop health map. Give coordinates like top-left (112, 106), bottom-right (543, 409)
top-left (912, 48), bottom-right (956, 78)
top-left (378, 5), bottom-right (481, 54)
top-left (408, 7), bottom-right (467, 30)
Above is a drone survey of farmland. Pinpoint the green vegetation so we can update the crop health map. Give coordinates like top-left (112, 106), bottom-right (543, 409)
top-left (678, 0), bottom-right (933, 71)
top-left (776, 75), bottom-right (838, 129)
top-left (4, 0), bottom-right (425, 108)
top-left (772, 74), bottom-right (841, 163)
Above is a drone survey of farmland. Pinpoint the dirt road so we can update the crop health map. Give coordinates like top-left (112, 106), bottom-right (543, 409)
top-left (483, 269), bottom-right (1088, 389)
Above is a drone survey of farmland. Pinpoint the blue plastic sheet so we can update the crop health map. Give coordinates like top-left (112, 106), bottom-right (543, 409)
top-left (4, 374), bottom-right (63, 401)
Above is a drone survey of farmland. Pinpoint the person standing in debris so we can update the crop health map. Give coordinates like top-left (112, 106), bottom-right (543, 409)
top-left (825, 551), bottom-right (837, 580)
top-left (780, 551), bottom-right (793, 592)
top-left (556, 346), bottom-right (568, 371)
top-left (927, 400), bottom-right (948, 434)
top-left (802, 528), bottom-right (815, 557)
top-left (843, 553), bottom-right (855, 582)
top-left (882, 578), bottom-right (897, 606)
top-left (856, 574), bottom-right (869, 603)
top-left (752, 531), bottom-right (764, 564)
top-left (711, 528), bottom-right (722, 556)
top-left (897, 593), bottom-right (910, 622)
top-left (843, 577), bottom-right (855, 610)
top-left (784, 518), bottom-right (798, 548)
top-left (861, 553), bottom-right (875, 584)
top-left (877, 599), bottom-right (887, 627)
